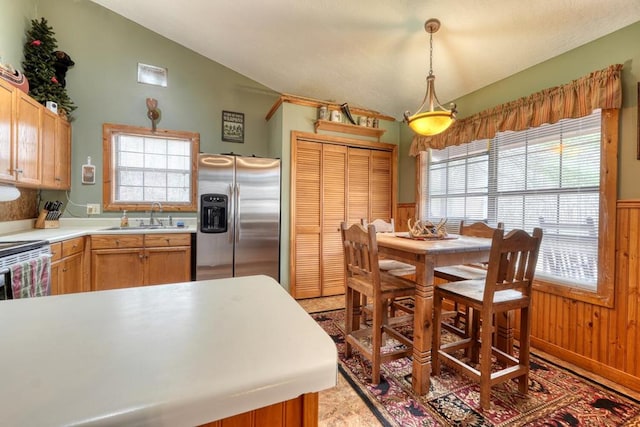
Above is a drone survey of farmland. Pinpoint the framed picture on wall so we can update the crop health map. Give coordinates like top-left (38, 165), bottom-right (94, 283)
top-left (222, 110), bottom-right (244, 143)
top-left (137, 63), bottom-right (168, 87)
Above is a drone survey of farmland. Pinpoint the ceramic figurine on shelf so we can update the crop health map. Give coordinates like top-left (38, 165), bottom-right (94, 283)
top-left (318, 105), bottom-right (329, 120)
top-left (340, 103), bottom-right (356, 125)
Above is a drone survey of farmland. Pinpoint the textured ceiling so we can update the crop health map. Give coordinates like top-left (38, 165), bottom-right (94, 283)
top-left (90, 0), bottom-right (640, 120)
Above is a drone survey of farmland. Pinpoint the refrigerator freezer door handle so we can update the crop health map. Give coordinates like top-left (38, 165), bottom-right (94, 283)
top-left (235, 183), bottom-right (240, 243)
top-left (228, 183), bottom-right (234, 244)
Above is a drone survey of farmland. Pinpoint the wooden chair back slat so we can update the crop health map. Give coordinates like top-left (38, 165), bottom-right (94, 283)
top-left (484, 228), bottom-right (543, 302)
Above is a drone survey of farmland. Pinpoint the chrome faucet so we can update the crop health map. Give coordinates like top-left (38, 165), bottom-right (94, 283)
top-left (150, 202), bottom-right (163, 225)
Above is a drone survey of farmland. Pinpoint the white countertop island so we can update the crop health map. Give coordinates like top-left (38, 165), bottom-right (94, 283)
top-left (0, 275), bottom-right (337, 426)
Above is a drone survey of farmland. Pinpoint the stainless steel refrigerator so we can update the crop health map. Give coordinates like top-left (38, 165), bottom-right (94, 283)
top-left (196, 154), bottom-right (281, 281)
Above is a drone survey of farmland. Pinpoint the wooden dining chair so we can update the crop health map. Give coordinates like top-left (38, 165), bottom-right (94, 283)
top-left (340, 222), bottom-right (415, 385)
top-left (361, 218), bottom-right (416, 278)
top-left (434, 221), bottom-right (503, 336)
top-left (432, 227), bottom-right (543, 410)
top-left (361, 218), bottom-right (416, 319)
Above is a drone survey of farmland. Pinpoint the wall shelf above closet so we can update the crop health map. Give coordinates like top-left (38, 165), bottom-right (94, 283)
top-left (314, 120), bottom-right (386, 141)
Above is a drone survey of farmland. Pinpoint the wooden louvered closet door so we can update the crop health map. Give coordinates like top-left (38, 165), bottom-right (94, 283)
top-left (293, 141), bottom-right (323, 299)
top-left (291, 135), bottom-right (395, 299)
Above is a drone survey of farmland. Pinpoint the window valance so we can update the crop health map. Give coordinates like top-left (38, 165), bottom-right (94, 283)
top-left (409, 64), bottom-right (623, 156)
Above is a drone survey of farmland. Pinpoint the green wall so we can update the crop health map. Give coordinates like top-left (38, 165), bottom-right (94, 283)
top-left (0, 0), bottom-right (34, 68)
top-left (2, 0), bottom-right (280, 218)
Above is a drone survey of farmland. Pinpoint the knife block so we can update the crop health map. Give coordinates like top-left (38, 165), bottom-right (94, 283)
top-left (34, 210), bottom-right (60, 229)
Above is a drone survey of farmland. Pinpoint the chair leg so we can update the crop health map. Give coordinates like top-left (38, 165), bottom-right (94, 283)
top-left (370, 298), bottom-right (385, 385)
top-left (470, 308), bottom-right (481, 363)
top-left (479, 310), bottom-right (493, 410)
top-left (361, 294), bottom-right (369, 325)
top-left (432, 293), bottom-right (442, 375)
top-left (518, 307), bottom-right (531, 395)
top-left (345, 288), bottom-right (358, 358)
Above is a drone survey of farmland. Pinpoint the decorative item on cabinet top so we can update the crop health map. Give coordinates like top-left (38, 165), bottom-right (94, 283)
top-left (0, 63), bottom-right (28, 93)
top-left (314, 119), bottom-right (386, 141)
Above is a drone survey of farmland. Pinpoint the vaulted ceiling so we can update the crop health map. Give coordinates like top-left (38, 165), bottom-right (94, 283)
top-left (90, 0), bottom-right (640, 120)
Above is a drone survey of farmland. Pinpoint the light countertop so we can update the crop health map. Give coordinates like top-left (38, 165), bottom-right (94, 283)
top-left (0, 218), bottom-right (196, 243)
top-left (0, 275), bottom-right (337, 426)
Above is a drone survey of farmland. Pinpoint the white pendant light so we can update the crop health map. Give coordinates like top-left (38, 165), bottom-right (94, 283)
top-left (404, 19), bottom-right (457, 136)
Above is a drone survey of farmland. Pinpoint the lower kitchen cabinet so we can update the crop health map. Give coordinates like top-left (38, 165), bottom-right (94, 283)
top-left (50, 237), bottom-right (86, 295)
top-left (90, 233), bottom-right (191, 291)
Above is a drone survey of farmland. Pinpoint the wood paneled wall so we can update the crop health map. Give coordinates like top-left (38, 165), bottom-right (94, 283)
top-left (527, 200), bottom-right (640, 392)
top-left (396, 203), bottom-right (415, 232)
top-left (399, 200), bottom-right (640, 391)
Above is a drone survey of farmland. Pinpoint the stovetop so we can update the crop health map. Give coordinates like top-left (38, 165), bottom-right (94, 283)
top-left (0, 240), bottom-right (49, 258)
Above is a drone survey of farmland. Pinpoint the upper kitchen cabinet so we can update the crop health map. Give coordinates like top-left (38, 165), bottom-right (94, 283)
top-left (0, 79), bottom-right (15, 182)
top-left (14, 90), bottom-right (41, 186)
top-left (41, 107), bottom-right (71, 189)
top-left (0, 78), bottom-right (71, 189)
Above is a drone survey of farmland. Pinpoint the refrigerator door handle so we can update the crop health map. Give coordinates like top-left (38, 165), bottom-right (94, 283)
top-left (228, 183), bottom-right (234, 244)
top-left (235, 183), bottom-right (240, 243)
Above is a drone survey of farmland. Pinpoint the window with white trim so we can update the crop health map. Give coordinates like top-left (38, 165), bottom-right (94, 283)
top-left (422, 109), bottom-right (602, 290)
top-left (114, 134), bottom-right (191, 202)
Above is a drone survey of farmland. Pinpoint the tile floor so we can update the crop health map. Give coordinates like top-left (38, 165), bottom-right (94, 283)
top-left (298, 295), bottom-right (383, 426)
top-left (298, 294), bottom-right (640, 426)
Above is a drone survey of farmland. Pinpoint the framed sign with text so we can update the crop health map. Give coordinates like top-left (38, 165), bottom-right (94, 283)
top-left (222, 111), bottom-right (244, 143)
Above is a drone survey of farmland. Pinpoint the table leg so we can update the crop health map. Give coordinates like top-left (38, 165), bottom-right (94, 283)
top-left (495, 310), bottom-right (514, 364)
top-left (412, 257), bottom-right (433, 395)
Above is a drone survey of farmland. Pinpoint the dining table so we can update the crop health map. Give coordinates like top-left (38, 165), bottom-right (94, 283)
top-left (375, 232), bottom-right (494, 395)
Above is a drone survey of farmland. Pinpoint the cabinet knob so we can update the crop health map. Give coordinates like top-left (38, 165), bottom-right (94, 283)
top-left (62, 268), bottom-right (67, 272)
top-left (115, 240), bottom-right (120, 245)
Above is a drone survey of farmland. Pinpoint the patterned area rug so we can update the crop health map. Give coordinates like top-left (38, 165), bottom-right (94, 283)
top-left (313, 309), bottom-right (640, 426)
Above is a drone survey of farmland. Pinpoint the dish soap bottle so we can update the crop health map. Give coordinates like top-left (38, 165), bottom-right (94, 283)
top-left (120, 210), bottom-right (129, 227)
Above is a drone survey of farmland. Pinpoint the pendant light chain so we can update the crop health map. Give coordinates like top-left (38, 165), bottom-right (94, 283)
top-left (404, 18), bottom-right (457, 136)
top-left (428, 30), bottom-right (434, 77)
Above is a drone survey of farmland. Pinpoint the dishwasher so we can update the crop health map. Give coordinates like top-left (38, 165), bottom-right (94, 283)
top-left (0, 240), bottom-right (51, 300)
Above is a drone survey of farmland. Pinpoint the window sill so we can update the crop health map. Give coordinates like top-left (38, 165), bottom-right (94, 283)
top-left (533, 277), bottom-right (614, 308)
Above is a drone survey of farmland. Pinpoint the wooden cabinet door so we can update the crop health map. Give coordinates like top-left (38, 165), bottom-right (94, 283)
top-left (14, 92), bottom-right (41, 186)
top-left (55, 119), bottom-right (71, 189)
top-left (50, 260), bottom-right (62, 296)
top-left (0, 79), bottom-right (14, 182)
top-left (145, 246), bottom-right (191, 285)
top-left (292, 141), bottom-right (322, 298)
top-left (321, 144), bottom-right (346, 296)
top-left (347, 147), bottom-right (371, 225)
top-left (91, 248), bottom-right (145, 291)
top-left (370, 150), bottom-right (393, 222)
top-left (40, 108), bottom-right (57, 188)
top-left (60, 252), bottom-right (84, 294)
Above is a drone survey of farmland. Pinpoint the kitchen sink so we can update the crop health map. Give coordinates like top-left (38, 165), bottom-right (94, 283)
top-left (102, 225), bottom-right (189, 231)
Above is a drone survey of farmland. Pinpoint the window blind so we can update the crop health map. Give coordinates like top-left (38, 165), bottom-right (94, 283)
top-left (424, 109), bottom-right (601, 289)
